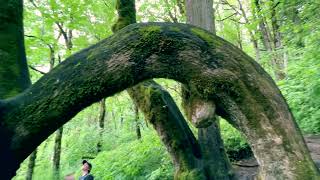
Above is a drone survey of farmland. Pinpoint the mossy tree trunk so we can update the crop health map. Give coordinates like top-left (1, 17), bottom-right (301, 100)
top-left (125, 48), bottom-right (210, 178)
top-left (0, 2), bottom-right (319, 179)
top-left (185, 0), bottom-right (234, 179)
top-left (1, 22), bottom-right (319, 180)
top-left (128, 82), bottom-right (206, 179)
top-left (0, 0), bottom-right (31, 99)
top-left (0, 0), bottom-right (33, 178)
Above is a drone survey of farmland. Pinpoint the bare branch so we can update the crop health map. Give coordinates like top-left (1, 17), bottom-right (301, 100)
top-left (29, 66), bottom-right (47, 75)
top-left (217, 12), bottom-right (237, 21)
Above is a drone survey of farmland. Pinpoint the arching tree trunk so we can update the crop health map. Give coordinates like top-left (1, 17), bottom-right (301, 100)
top-left (0, 2), bottom-right (319, 178)
top-left (1, 22), bottom-right (318, 179)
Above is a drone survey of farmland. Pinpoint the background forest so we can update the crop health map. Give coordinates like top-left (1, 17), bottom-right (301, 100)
top-left (13, 0), bottom-right (320, 179)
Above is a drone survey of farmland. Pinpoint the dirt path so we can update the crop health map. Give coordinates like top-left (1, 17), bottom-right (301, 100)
top-left (234, 134), bottom-right (320, 179)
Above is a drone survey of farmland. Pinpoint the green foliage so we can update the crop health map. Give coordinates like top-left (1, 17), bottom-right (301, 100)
top-left (279, 54), bottom-right (320, 133)
top-left (220, 119), bottom-right (251, 161)
top-left (278, 1), bottom-right (320, 133)
top-left (91, 131), bottom-right (173, 180)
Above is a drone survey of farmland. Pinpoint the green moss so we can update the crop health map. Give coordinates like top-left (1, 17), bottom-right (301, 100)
top-left (112, 0), bottom-right (136, 32)
top-left (169, 26), bottom-right (181, 32)
top-left (139, 25), bottom-right (162, 38)
top-left (5, 89), bottom-right (20, 99)
top-left (294, 159), bottom-right (320, 179)
top-left (190, 27), bottom-right (222, 47)
top-left (191, 28), bottom-right (214, 43)
top-left (177, 169), bottom-right (206, 180)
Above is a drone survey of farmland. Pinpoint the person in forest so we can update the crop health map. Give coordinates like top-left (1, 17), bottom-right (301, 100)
top-left (79, 160), bottom-right (94, 180)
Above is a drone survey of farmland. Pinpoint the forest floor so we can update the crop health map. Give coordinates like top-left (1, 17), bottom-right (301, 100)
top-left (234, 134), bottom-right (320, 179)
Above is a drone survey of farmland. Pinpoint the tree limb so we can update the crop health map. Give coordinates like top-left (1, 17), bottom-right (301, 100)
top-left (28, 66), bottom-right (47, 75)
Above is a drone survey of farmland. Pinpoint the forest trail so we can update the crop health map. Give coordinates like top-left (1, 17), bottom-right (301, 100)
top-left (234, 134), bottom-right (320, 179)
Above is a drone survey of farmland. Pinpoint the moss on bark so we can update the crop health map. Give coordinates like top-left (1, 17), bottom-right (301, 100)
top-left (128, 81), bottom-right (206, 179)
top-left (0, 0), bottom-right (31, 99)
top-left (113, 1), bottom-right (210, 179)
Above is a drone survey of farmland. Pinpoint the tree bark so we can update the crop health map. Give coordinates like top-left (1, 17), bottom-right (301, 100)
top-left (0, 0), bottom-right (31, 98)
top-left (134, 104), bottom-right (141, 139)
top-left (97, 98), bottom-right (106, 152)
top-left (128, 81), bottom-right (204, 178)
top-left (185, 0), bottom-right (215, 34)
top-left (198, 121), bottom-right (233, 179)
top-left (25, 150), bottom-right (37, 180)
top-left (0, 22), bottom-right (319, 179)
top-left (52, 21), bottom-right (74, 177)
top-left (53, 127), bottom-right (63, 179)
top-left (0, 0), bottom-right (33, 178)
top-left (113, 0), bottom-right (206, 178)
top-left (185, 1), bottom-right (234, 179)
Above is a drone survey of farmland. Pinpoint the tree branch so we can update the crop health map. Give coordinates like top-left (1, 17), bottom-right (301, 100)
top-left (28, 66), bottom-right (47, 75)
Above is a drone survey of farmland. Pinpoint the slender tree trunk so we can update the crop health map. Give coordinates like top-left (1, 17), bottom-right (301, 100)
top-left (25, 150), bottom-right (37, 180)
top-left (254, 0), bottom-right (286, 80)
top-left (185, 0), bottom-right (234, 179)
top-left (97, 98), bottom-right (106, 153)
top-left (237, 0), bottom-right (260, 62)
top-left (236, 23), bottom-right (243, 50)
top-left (134, 104), bottom-right (141, 139)
top-left (253, 39), bottom-right (260, 62)
top-left (53, 127), bottom-right (63, 179)
top-left (52, 23), bottom-right (73, 179)
top-left (270, 0), bottom-right (286, 80)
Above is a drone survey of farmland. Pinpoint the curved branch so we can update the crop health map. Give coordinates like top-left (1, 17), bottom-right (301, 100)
top-left (1, 22), bottom-right (319, 179)
top-left (28, 65), bottom-right (47, 74)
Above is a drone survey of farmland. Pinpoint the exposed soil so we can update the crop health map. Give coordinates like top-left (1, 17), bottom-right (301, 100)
top-left (234, 134), bottom-right (320, 179)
